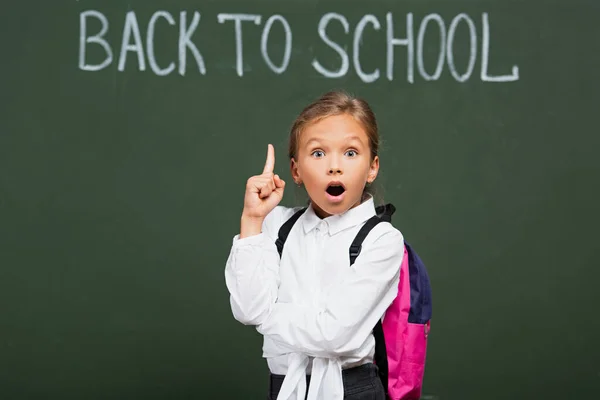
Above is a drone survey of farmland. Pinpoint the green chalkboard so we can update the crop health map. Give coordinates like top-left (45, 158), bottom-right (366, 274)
top-left (1, 0), bottom-right (599, 399)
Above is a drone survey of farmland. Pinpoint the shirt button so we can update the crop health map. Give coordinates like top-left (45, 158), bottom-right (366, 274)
top-left (319, 223), bottom-right (327, 235)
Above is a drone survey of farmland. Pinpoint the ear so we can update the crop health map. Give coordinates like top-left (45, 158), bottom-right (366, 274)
top-left (367, 156), bottom-right (379, 183)
top-left (290, 158), bottom-right (302, 184)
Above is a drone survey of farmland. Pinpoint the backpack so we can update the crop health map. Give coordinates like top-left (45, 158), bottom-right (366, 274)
top-left (275, 203), bottom-right (433, 400)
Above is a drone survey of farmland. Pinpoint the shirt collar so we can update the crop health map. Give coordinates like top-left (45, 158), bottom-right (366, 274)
top-left (301, 196), bottom-right (377, 236)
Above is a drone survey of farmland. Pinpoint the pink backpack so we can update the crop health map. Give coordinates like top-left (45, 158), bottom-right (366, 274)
top-left (276, 203), bottom-right (433, 399)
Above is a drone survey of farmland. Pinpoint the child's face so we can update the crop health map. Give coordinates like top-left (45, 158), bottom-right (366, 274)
top-left (291, 113), bottom-right (379, 218)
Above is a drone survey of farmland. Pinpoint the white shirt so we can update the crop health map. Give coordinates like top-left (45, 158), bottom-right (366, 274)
top-left (224, 197), bottom-right (404, 400)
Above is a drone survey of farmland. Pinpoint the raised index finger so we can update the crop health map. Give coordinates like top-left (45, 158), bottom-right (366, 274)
top-left (262, 144), bottom-right (275, 174)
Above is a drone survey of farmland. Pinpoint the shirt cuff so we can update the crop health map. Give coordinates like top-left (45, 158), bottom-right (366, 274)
top-left (232, 232), bottom-right (266, 248)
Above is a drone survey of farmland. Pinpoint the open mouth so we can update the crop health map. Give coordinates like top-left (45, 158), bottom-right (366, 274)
top-left (326, 183), bottom-right (346, 197)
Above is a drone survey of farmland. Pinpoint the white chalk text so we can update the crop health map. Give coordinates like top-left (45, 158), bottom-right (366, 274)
top-left (79, 10), bottom-right (519, 83)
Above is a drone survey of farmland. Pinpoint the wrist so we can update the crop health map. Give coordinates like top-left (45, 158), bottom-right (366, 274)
top-left (240, 214), bottom-right (264, 238)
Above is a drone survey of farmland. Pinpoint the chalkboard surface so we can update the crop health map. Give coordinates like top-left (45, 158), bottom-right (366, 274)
top-left (1, 1), bottom-right (599, 399)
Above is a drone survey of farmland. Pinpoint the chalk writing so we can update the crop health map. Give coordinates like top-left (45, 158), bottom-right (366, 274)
top-left (78, 10), bottom-right (519, 83)
top-left (217, 13), bottom-right (261, 77)
top-left (354, 15), bottom-right (381, 83)
top-left (447, 14), bottom-right (477, 82)
top-left (261, 15), bottom-right (292, 75)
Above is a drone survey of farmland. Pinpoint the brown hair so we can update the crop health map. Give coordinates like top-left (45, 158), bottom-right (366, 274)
top-left (288, 90), bottom-right (379, 161)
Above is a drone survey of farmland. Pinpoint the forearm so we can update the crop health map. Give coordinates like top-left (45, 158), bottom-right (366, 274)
top-left (257, 230), bottom-right (404, 357)
top-left (225, 232), bottom-right (280, 325)
top-left (257, 284), bottom-right (396, 357)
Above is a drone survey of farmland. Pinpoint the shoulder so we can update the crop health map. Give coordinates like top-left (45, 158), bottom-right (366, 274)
top-left (261, 204), bottom-right (307, 241)
top-left (351, 220), bottom-right (405, 270)
top-left (362, 219), bottom-right (405, 251)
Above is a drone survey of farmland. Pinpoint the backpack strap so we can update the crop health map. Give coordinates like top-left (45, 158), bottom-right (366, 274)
top-left (375, 203), bottom-right (396, 222)
top-left (349, 203), bottom-right (396, 399)
top-left (275, 208), bottom-right (306, 257)
top-left (349, 203), bottom-right (395, 265)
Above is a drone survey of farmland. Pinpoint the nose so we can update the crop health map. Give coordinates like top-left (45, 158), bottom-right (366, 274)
top-left (327, 154), bottom-right (342, 175)
top-left (328, 160), bottom-right (342, 175)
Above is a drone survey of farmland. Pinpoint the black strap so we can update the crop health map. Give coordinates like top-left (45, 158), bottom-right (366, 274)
top-left (372, 319), bottom-right (388, 396)
top-left (275, 208), bottom-right (306, 256)
top-left (349, 215), bottom-right (380, 265)
top-left (375, 203), bottom-right (396, 222)
top-left (350, 203), bottom-right (395, 398)
top-left (349, 203), bottom-right (395, 265)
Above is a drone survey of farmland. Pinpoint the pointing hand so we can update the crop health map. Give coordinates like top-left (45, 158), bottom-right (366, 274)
top-left (242, 144), bottom-right (286, 220)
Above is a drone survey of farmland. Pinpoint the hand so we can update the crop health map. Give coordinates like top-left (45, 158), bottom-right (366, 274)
top-left (242, 144), bottom-right (286, 222)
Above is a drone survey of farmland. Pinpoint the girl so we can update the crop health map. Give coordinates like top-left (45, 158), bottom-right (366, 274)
top-left (225, 91), bottom-right (404, 400)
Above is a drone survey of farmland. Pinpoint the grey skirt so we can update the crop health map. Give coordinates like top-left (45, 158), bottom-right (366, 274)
top-left (268, 362), bottom-right (385, 400)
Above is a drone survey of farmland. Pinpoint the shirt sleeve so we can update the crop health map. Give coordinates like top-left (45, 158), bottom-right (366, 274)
top-left (256, 227), bottom-right (404, 358)
top-left (224, 207), bottom-right (287, 326)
